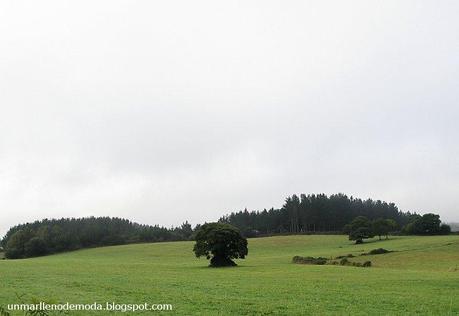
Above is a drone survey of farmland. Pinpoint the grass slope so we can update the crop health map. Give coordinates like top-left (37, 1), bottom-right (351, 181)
top-left (1, 235), bottom-right (458, 315)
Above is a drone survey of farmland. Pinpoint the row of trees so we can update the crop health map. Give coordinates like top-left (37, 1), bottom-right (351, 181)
top-left (1, 217), bottom-right (196, 259)
top-left (345, 213), bottom-right (451, 244)
top-left (402, 213), bottom-right (451, 235)
top-left (1, 193), bottom-right (452, 259)
top-left (344, 217), bottom-right (398, 243)
top-left (220, 193), bottom-right (414, 236)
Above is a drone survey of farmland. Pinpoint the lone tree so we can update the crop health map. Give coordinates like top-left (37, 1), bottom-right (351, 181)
top-left (193, 222), bottom-right (248, 267)
top-left (344, 216), bottom-right (374, 244)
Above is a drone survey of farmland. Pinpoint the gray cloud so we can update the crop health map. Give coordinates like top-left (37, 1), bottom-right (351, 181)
top-left (1, 0), bottom-right (458, 235)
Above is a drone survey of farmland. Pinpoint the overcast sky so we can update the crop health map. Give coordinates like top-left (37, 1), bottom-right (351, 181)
top-left (1, 1), bottom-right (458, 236)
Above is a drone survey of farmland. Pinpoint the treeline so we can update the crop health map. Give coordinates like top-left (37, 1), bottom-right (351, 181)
top-left (344, 214), bottom-right (450, 244)
top-left (1, 217), bottom-right (195, 259)
top-left (219, 193), bottom-right (415, 236)
top-left (1, 193), bottom-right (451, 259)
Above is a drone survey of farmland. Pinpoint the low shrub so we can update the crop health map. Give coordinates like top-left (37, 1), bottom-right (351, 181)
top-left (339, 258), bottom-right (349, 265)
top-left (292, 256), bottom-right (328, 265)
top-left (338, 257), bottom-right (372, 268)
top-left (368, 248), bottom-right (390, 255)
top-left (293, 255), bottom-right (372, 268)
top-left (361, 248), bottom-right (392, 256)
top-left (335, 254), bottom-right (354, 259)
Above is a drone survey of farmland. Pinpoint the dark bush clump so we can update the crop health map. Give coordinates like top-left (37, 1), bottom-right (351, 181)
top-left (440, 224), bottom-right (451, 235)
top-left (367, 248), bottom-right (390, 255)
top-left (341, 259), bottom-right (372, 267)
top-left (339, 258), bottom-right (349, 265)
top-left (335, 254), bottom-right (354, 259)
top-left (294, 255), bottom-right (371, 268)
top-left (292, 256), bottom-right (328, 265)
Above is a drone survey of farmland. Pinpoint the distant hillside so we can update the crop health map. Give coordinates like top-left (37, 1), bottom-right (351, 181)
top-left (1, 217), bottom-right (194, 259)
top-left (1, 193), bottom-right (449, 259)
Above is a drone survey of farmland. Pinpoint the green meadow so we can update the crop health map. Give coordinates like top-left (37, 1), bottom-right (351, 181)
top-left (1, 235), bottom-right (458, 315)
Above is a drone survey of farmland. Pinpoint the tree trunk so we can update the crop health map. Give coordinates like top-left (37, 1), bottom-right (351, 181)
top-left (210, 256), bottom-right (237, 267)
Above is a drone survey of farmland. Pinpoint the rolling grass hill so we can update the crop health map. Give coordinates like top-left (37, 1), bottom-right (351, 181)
top-left (1, 235), bottom-right (458, 315)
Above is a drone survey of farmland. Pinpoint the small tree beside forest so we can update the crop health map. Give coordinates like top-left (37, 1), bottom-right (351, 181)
top-left (193, 222), bottom-right (248, 267)
top-left (344, 216), bottom-right (375, 244)
top-left (372, 218), bottom-right (398, 240)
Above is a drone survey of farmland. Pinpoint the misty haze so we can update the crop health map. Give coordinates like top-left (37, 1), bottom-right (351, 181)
top-left (0, 1), bottom-right (458, 315)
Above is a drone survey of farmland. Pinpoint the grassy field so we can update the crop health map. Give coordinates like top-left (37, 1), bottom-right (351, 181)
top-left (1, 235), bottom-right (458, 315)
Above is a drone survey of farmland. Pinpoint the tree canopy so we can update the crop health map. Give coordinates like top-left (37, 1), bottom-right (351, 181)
top-left (193, 222), bottom-right (248, 267)
top-left (344, 216), bottom-right (375, 244)
top-left (402, 214), bottom-right (451, 235)
top-left (372, 218), bottom-right (398, 240)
